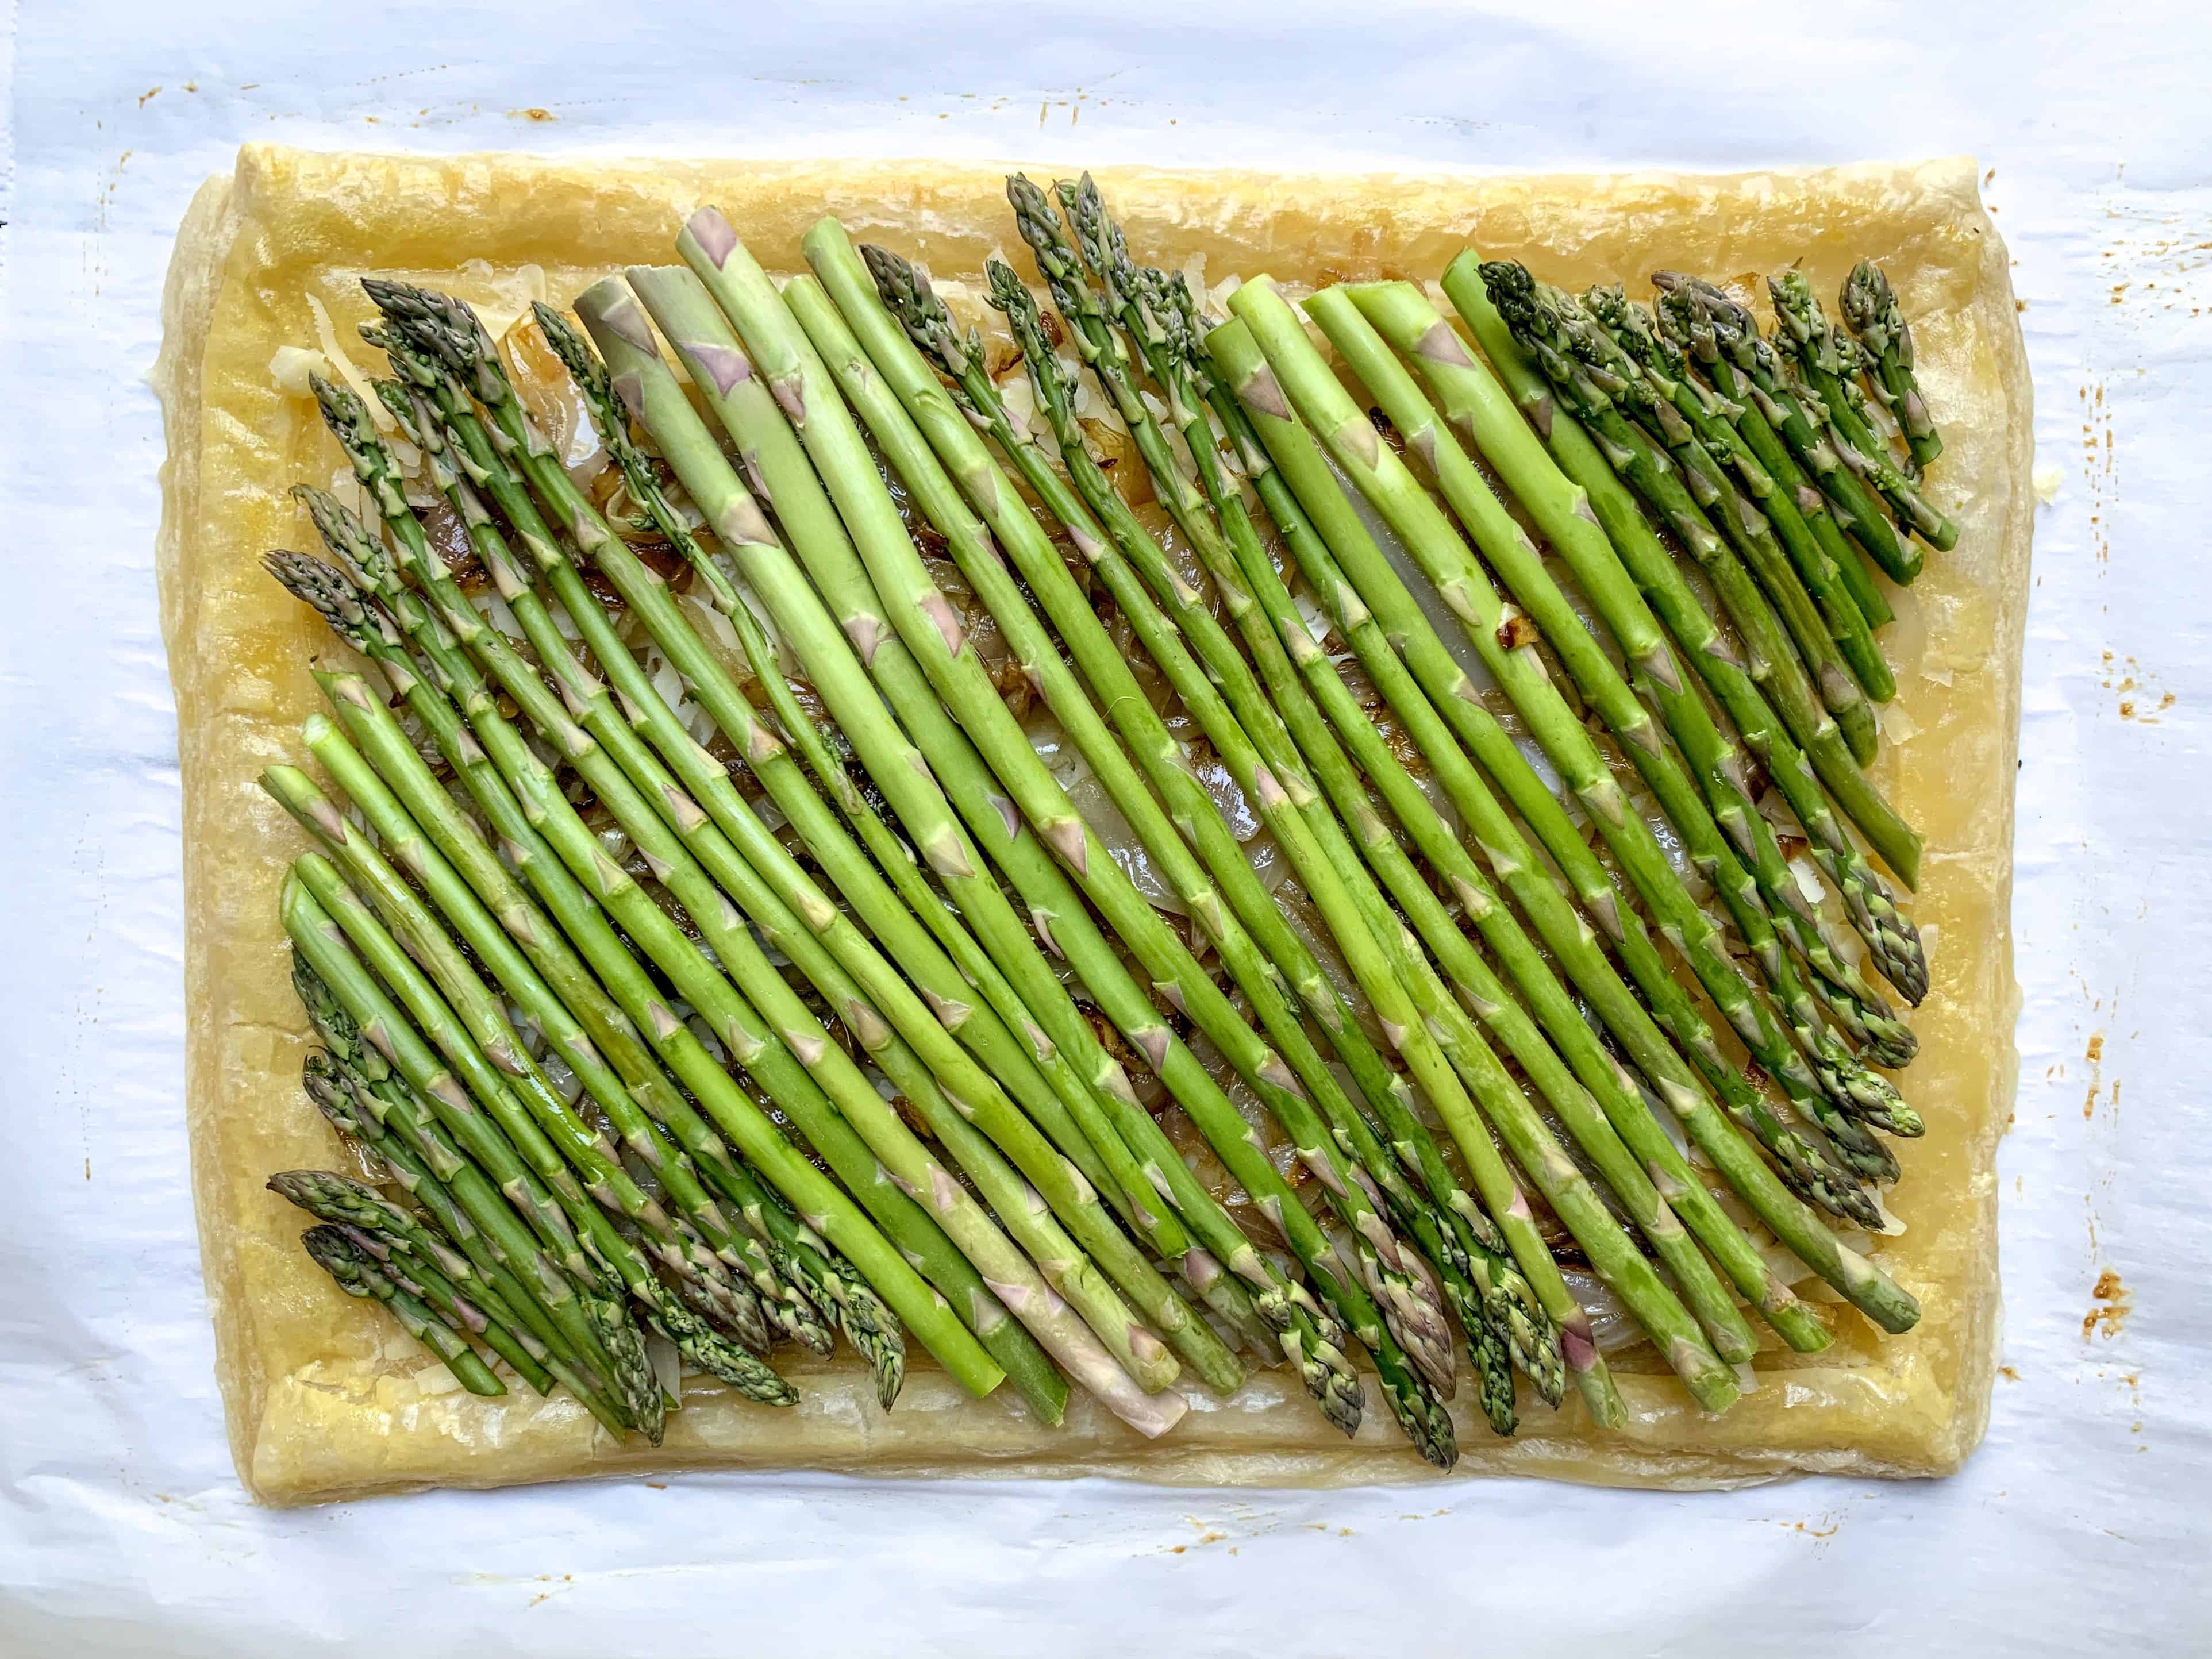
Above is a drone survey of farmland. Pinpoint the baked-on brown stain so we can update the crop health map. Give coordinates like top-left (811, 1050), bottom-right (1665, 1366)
top-left (2083, 1269), bottom-right (2131, 1339)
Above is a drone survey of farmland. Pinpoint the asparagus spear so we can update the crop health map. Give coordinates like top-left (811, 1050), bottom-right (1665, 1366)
top-left (1649, 272), bottom-right (1920, 586)
top-left (349, 310), bottom-right (1085, 1422)
top-left (1841, 259), bottom-right (1942, 473)
top-left (309, 414), bottom-right (1104, 1430)
top-left (1230, 278), bottom-right (1897, 1193)
top-left (1463, 275), bottom-right (1917, 1160)
top-left (267, 752), bottom-right (775, 1357)
top-left (522, 299), bottom-right (1237, 1403)
top-left (1132, 267), bottom-right (1840, 1354)
top-left (1578, 283), bottom-right (1884, 761)
top-left (1457, 265), bottom-right (1930, 1018)
top-left (1371, 280), bottom-right (1924, 1049)
top-left (271, 1169), bottom-right (557, 1394)
top-left (644, 224), bottom-right (1434, 1453)
top-left (1584, 287), bottom-right (1897, 711)
top-left (833, 228), bottom-right (1581, 1418)
top-left (529, 301), bottom-right (1165, 1258)
top-left (290, 1066), bottom-right (644, 1422)
top-left (976, 214), bottom-right (1744, 1400)
top-left (1206, 310), bottom-right (1879, 1234)
top-left (1769, 270), bottom-right (1957, 550)
top-left (726, 252), bottom-right (1461, 1404)
top-left (1561, 290), bottom-right (1925, 1030)
top-left (1648, 295), bottom-right (1895, 640)
top-left (299, 1224), bottom-right (507, 1398)
top-left (282, 877), bottom-right (666, 1438)
top-left (291, 845), bottom-right (797, 1411)
top-left (786, 232), bottom-right (1476, 1399)
top-left (294, 1017), bottom-right (634, 1432)
top-left (286, 537), bottom-right (993, 1412)
top-left (1325, 277), bottom-right (1912, 1152)
top-left (1207, 314), bottom-right (1914, 1332)
top-left (807, 244), bottom-right (1553, 1428)
top-left (599, 270), bottom-right (1362, 1439)
top-left (268, 540), bottom-right (857, 1372)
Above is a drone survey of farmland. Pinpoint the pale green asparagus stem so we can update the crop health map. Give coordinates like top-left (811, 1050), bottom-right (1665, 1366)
top-left (1651, 278), bottom-right (1894, 629)
top-left (1581, 285), bottom-right (1895, 726)
top-left (361, 286), bottom-right (1091, 1423)
top-left (525, 298), bottom-right (1237, 1403)
top-left (291, 552), bottom-right (999, 1408)
top-left (271, 533), bottom-right (868, 1373)
top-left (293, 1006), bottom-right (631, 1428)
top-left (655, 219), bottom-right (1436, 1452)
top-left (605, 268), bottom-right (1359, 1434)
top-left (1232, 278), bottom-right (1896, 1198)
top-left (270, 1168), bottom-right (559, 1393)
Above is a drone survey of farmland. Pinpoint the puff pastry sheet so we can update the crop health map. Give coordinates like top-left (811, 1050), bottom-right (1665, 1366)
top-left (154, 145), bottom-right (2029, 1506)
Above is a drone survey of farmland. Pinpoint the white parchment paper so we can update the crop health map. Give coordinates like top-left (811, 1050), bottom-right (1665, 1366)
top-left (2, 1), bottom-right (2206, 1652)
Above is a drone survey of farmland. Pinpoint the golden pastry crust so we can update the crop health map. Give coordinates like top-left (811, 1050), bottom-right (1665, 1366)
top-left (153, 145), bottom-right (2029, 1506)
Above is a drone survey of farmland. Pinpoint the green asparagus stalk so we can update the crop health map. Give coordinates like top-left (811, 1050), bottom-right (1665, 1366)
top-left (268, 539), bottom-right (856, 1372)
top-left (779, 241), bottom-right (1476, 1398)
top-left (1769, 270), bottom-right (1957, 550)
top-left (1230, 278), bottom-right (1896, 1192)
top-left (266, 754), bottom-right (775, 1357)
top-left (299, 1224), bottom-right (507, 1398)
top-left (1352, 282), bottom-right (1925, 1056)
top-left (1461, 274), bottom-right (1916, 1161)
top-left (356, 294), bottom-right (1094, 1423)
top-left (1207, 310), bottom-right (1880, 1234)
top-left (733, 252), bottom-right (1463, 1406)
top-left (559, 282), bottom-right (1202, 1265)
top-left (281, 877), bottom-right (665, 1438)
top-left (1318, 280), bottom-right (1912, 1155)
top-left (1649, 272), bottom-right (1920, 586)
top-left (1841, 259), bottom-right (1941, 473)
top-left (828, 225), bottom-right (1587, 1418)
top-left (291, 844), bottom-right (794, 1410)
top-left (288, 558), bottom-right (993, 1411)
top-left (1559, 290), bottom-right (1924, 1030)
top-left (524, 299), bottom-right (1238, 1403)
top-left (1130, 268), bottom-right (1841, 1354)
top-left (290, 1066), bottom-right (647, 1422)
top-left (602, 270), bottom-right (1360, 1436)
top-left (1583, 288), bottom-right (1895, 713)
top-left (1454, 265), bottom-right (1930, 1017)
top-left (807, 238), bottom-right (1567, 1427)
top-left (1577, 284), bottom-right (1883, 761)
top-left (648, 221), bottom-right (1432, 1452)
top-left (968, 222), bottom-right (1744, 1403)
top-left (1649, 280), bottom-right (1894, 630)
top-left (310, 444), bottom-right (1097, 1427)
top-left (1205, 314), bottom-right (1914, 1334)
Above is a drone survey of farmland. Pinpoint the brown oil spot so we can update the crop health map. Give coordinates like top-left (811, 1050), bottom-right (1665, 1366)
top-left (138, 86), bottom-right (161, 107)
top-left (644, 1480), bottom-right (667, 1490)
top-left (2086, 1034), bottom-right (2104, 1062)
top-left (510, 107), bottom-right (556, 122)
top-left (1170, 1545), bottom-right (1186, 1554)
top-left (2083, 1268), bottom-right (2131, 1339)
top-left (2001, 1365), bottom-right (2020, 1381)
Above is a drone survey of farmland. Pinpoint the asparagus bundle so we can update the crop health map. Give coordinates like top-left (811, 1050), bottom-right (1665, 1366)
top-left (242, 177), bottom-right (1951, 1465)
